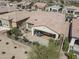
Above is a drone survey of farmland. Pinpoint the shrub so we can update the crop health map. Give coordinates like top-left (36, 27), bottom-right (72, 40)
top-left (62, 37), bottom-right (69, 52)
top-left (7, 27), bottom-right (22, 36)
top-left (67, 51), bottom-right (77, 59)
top-left (33, 42), bottom-right (40, 46)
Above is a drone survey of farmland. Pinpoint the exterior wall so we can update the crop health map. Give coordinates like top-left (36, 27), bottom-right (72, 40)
top-left (0, 19), bottom-right (10, 28)
top-left (46, 7), bottom-right (59, 12)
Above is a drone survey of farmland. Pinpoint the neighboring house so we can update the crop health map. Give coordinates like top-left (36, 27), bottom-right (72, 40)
top-left (69, 18), bottom-right (79, 54)
top-left (69, 0), bottom-right (79, 3)
top-left (26, 11), bottom-right (66, 39)
top-left (62, 6), bottom-right (79, 17)
top-left (45, 5), bottom-right (62, 12)
top-left (0, 10), bottom-right (30, 30)
top-left (62, 6), bottom-right (77, 14)
top-left (0, 1), bottom-right (18, 14)
top-left (73, 9), bottom-right (79, 17)
top-left (21, 1), bottom-right (33, 10)
top-left (32, 2), bottom-right (47, 11)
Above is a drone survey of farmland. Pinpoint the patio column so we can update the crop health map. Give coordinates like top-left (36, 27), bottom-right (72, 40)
top-left (32, 27), bottom-right (34, 36)
top-left (55, 34), bottom-right (59, 39)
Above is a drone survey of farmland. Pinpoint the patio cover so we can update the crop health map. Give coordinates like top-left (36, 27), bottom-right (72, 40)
top-left (32, 26), bottom-right (59, 39)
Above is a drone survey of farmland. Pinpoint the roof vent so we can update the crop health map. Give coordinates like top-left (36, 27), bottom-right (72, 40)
top-left (35, 19), bottom-right (37, 21)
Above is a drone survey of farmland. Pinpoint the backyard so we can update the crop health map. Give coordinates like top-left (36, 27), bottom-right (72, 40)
top-left (28, 39), bottom-right (61, 59)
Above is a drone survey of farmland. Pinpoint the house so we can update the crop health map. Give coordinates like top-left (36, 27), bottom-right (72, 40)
top-left (0, 10), bottom-right (30, 30)
top-left (26, 11), bottom-right (66, 39)
top-left (69, 18), bottom-right (79, 54)
top-left (45, 5), bottom-right (62, 12)
top-left (0, 1), bottom-right (18, 14)
top-left (62, 6), bottom-right (79, 18)
top-left (62, 6), bottom-right (79, 14)
top-left (32, 2), bottom-right (47, 11)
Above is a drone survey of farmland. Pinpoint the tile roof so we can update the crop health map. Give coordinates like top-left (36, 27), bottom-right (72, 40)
top-left (72, 18), bottom-right (79, 38)
top-left (0, 10), bottom-right (66, 34)
top-left (0, 6), bottom-right (17, 13)
top-left (27, 11), bottom-right (66, 34)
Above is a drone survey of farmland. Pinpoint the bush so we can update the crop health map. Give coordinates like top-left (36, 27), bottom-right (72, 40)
top-left (62, 37), bottom-right (69, 52)
top-left (67, 51), bottom-right (77, 59)
top-left (7, 27), bottom-right (22, 36)
top-left (33, 42), bottom-right (40, 46)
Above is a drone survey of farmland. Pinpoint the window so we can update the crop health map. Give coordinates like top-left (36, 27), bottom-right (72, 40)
top-left (68, 10), bottom-right (73, 13)
top-left (52, 9), bottom-right (57, 12)
top-left (0, 20), bottom-right (2, 26)
top-left (50, 8), bottom-right (52, 11)
top-left (75, 40), bottom-right (79, 45)
top-left (75, 12), bottom-right (79, 16)
top-left (68, 11), bottom-right (71, 13)
top-left (17, 4), bottom-right (21, 7)
top-left (22, 6), bottom-right (25, 9)
top-left (28, 23), bottom-right (33, 29)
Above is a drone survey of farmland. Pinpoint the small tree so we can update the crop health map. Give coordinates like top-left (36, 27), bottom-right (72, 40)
top-left (7, 27), bottom-right (22, 36)
top-left (67, 51), bottom-right (77, 59)
top-left (7, 27), bottom-right (22, 40)
top-left (62, 37), bottom-right (69, 52)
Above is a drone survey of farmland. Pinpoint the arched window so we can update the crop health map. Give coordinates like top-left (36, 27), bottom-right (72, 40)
top-left (0, 20), bottom-right (2, 26)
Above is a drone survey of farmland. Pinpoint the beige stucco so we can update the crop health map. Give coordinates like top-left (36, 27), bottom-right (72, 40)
top-left (12, 22), bottom-right (17, 27)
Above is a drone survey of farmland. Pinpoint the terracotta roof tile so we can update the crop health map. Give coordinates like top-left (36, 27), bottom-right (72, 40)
top-left (27, 11), bottom-right (65, 34)
top-left (72, 18), bottom-right (79, 38)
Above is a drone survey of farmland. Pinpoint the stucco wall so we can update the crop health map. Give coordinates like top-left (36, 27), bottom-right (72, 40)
top-left (0, 19), bottom-right (10, 27)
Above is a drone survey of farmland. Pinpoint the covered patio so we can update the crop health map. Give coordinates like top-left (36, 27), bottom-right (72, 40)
top-left (32, 26), bottom-right (59, 39)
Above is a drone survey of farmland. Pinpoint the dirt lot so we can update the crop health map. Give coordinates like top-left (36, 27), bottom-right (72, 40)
top-left (0, 32), bottom-right (31, 59)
